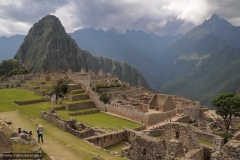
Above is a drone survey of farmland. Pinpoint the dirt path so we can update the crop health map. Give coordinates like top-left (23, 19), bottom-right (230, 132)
top-left (0, 111), bottom-right (123, 160)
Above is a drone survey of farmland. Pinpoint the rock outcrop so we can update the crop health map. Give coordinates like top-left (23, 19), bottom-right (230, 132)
top-left (0, 128), bottom-right (13, 153)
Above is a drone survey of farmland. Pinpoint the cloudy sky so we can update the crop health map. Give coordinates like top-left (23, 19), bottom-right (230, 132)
top-left (0, 0), bottom-right (240, 37)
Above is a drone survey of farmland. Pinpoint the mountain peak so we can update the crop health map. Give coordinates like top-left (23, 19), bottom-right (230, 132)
top-left (209, 14), bottom-right (219, 21)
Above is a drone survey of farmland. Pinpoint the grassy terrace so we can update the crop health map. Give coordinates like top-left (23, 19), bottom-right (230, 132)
top-left (0, 88), bottom-right (141, 130)
top-left (0, 88), bottom-right (143, 159)
top-left (69, 89), bottom-right (85, 94)
top-left (198, 139), bottom-right (213, 147)
top-left (106, 140), bottom-right (129, 153)
top-left (57, 111), bottom-right (141, 130)
top-left (62, 99), bottom-right (92, 104)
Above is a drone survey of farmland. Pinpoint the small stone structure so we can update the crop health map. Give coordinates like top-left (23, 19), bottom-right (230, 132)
top-left (0, 128), bottom-right (13, 153)
top-left (122, 123), bottom-right (204, 160)
top-left (85, 129), bottom-right (137, 148)
top-left (122, 134), bottom-right (166, 160)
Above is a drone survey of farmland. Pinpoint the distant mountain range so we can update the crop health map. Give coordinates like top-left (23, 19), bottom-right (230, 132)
top-left (158, 14), bottom-right (240, 108)
top-left (1, 14), bottom-right (240, 108)
top-left (0, 26), bottom-right (181, 90)
top-left (13, 15), bottom-right (150, 89)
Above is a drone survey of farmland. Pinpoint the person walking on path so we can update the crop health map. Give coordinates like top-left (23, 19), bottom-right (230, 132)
top-left (37, 125), bottom-right (43, 143)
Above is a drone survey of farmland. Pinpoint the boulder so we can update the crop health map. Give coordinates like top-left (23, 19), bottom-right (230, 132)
top-left (0, 128), bottom-right (13, 153)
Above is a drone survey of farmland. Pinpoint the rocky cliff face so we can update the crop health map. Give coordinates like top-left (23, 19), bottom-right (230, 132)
top-left (14, 15), bottom-right (150, 88)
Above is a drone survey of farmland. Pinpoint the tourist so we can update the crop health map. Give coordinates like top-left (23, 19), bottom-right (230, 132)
top-left (18, 127), bottom-right (22, 134)
top-left (37, 125), bottom-right (43, 143)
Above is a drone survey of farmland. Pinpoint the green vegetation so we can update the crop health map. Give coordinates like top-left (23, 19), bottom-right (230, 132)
top-left (219, 132), bottom-right (233, 144)
top-left (0, 88), bottom-right (141, 131)
top-left (106, 140), bottom-right (129, 153)
top-left (51, 79), bottom-right (68, 98)
top-left (198, 139), bottom-right (213, 147)
top-left (57, 112), bottom-right (141, 130)
top-left (0, 88), bottom-right (43, 112)
top-left (99, 93), bottom-right (110, 104)
top-left (0, 59), bottom-right (28, 80)
top-left (151, 135), bottom-right (161, 139)
top-left (211, 93), bottom-right (240, 133)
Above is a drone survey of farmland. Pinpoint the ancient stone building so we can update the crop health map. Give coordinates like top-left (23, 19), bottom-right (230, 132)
top-left (122, 123), bottom-right (204, 160)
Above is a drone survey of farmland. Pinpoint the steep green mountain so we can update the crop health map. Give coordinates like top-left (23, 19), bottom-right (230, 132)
top-left (70, 29), bottom-right (181, 89)
top-left (0, 59), bottom-right (28, 79)
top-left (186, 14), bottom-right (240, 48)
top-left (0, 35), bottom-right (24, 61)
top-left (158, 15), bottom-right (240, 108)
top-left (14, 15), bottom-right (150, 89)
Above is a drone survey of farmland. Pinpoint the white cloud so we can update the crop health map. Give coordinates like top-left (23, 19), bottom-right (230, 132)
top-left (0, 0), bottom-right (240, 37)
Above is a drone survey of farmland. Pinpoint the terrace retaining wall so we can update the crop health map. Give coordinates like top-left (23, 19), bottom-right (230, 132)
top-left (65, 101), bottom-right (95, 110)
top-left (13, 98), bottom-right (45, 105)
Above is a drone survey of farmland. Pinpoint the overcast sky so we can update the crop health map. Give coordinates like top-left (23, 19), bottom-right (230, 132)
top-left (0, 0), bottom-right (240, 37)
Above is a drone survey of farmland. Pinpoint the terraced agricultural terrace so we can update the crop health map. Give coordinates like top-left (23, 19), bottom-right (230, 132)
top-left (0, 75), bottom-right (142, 159)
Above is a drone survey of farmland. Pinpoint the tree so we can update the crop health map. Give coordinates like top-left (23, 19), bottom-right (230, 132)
top-left (211, 93), bottom-right (240, 133)
top-left (99, 93), bottom-right (110, 104)
top-left (51, 80), bottom-right (68, 99)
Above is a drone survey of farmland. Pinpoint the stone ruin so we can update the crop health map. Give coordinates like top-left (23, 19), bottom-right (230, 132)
top-left (0, 128), bottom-right (13, 153)
top-left (41, 111), bottom-right (105, 139)
top-left (122, 123), bottom-right (204, 160)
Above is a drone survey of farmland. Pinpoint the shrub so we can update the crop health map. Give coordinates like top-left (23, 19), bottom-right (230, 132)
top-left (100, 93), bottom-right (110, 104)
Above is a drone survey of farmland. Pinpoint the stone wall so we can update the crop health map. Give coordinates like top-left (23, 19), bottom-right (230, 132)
top-left (40, 85), bottom-right (52, 91)
top-left (85, 130), bottom-right (127, 148)
top-left (146, 109), bottom-right (176, 126)
top-left (201, 145), bottom-right (212, 160)
top-left (41, 112), bottom-right (95, 139)
top-left (67, 94), bottom-right (89, 101)
top-left (65, 101), bottom-right (95, 110)
top-left (122, 134), bottom-right (166, 160)
top-left (13, 98), bottom-right (45, 105)
top-left (232, 131), bottom-right (240, 140)
top-left (161, 123), bottom-right (201, 150)
top-left (68, 84), bottom-right (81, 90)
top-left (142, 129), bottom-right (165, 136)
top-left (187, 149), bottom-right (204, 160)
top-left (106, 103), bottom-right (145, 124)
top-left (85, 129), bottom-right (138, 148)
top-left (50, 106), bottom-right (65, 110)
top-left (211, 140), bottom-right (240, 160)
top-left (80, 83), bottom-right (107, 111)
top-left (0, 128), bottom-right (13, 153)
top-left (175, 115), bottom-right (190, 123)
top-left (192, 129), bottom-right (220, 143)
top-left (183, 107), bottom-right (205, 120)
top-left (33, 90), bottom-right (46, 96)
top-left (171, 97), bottom-right (201, 109)
top-left (68, 109), bottom-right (99, 116)
top-left (149, 94), bottom-right (176, 112)
top-left (132, 125), bottom-right (146, 131)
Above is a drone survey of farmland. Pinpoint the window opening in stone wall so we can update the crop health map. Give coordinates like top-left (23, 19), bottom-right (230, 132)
top-left (111, 135), bottom-right (112, 140)
top-left (117, 134), bottom-right (118, 139)
top-left (143, 148), bottom-right (146, 155)
top-left (104, 136), bottom-right (106, 142)
top-left (97, 138), bottom-right (99, 144)
top-left (123, 132), bottom-right (125, 136)
top-left (176, 131), bottom-right (179, 138)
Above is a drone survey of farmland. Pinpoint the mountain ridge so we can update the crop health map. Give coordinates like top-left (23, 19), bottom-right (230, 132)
top-left (13, 15), bottom-right (150, 89)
